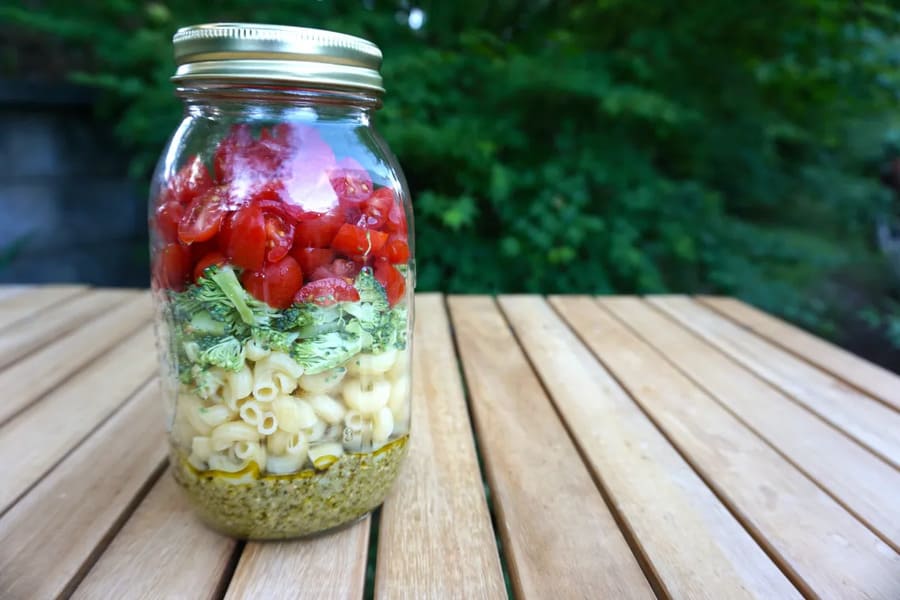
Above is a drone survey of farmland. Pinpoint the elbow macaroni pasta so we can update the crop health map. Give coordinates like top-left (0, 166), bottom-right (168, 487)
top-left (174, 346), bottom-right (411, 474)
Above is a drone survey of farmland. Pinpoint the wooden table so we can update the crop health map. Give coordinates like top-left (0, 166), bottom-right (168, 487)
top-left (0, 286), bottom-right (898, 599)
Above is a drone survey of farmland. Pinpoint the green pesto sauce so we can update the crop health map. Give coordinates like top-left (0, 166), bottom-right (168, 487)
top-left (171, 435), bottom-right (409, 540)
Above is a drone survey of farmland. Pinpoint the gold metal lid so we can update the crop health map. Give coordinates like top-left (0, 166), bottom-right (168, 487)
top-left (172, 23), bottom-right (384, 93)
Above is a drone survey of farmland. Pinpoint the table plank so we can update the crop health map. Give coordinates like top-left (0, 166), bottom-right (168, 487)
top-left (501, 296), bottom-right (801, 599)
top-left (0, 324), bottom-right (156, 513)
top-left (0, 284), bottom-right (85, 331)
top-left (0, 292), bottom-right (152, 424)
top-left (553, 296), bottom-right (900, 598)
top-left (0, 285), bottom-right (28, 302)
top-left (0, 380), bottom-right (167, 599)
top-left (650, 296), bottom-right (900, 469)
top-left (602, 296), bottom-right (900, 552)
top-left (700, 296), bottom-right (900, 412)
top-left (375, 294), bottom-right (506, 599)
top-left (73, 474), bottom-right (237, 600)
top-left (448, 296), bottom-right (654, 599)
top-left (223, 517), bottom-right (371, 600)
top-left (0, 288), bottom-right (134, 372)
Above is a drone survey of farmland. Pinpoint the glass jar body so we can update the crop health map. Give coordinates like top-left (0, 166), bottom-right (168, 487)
top-left (149, 87), bottom-right (414, 539)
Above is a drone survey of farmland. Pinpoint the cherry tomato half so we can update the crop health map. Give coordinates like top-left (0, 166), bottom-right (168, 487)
top-left (294, 209), bottom-right (344, 248)
top-left (193, 251), bottom-right (226, 282)
top-left (154, 243), bottom-right (191, 291)
top-left (330, 157), bottom-right (373, 206)
top-left (154, 200), bottom-right (183, 245)
top-left (374, 259), bottom-right (406, 306)
top-left (294, 277), bottom-right (360, 306)
top-left (161, 155), bottom-right (213, 206)
top-left (225, 202), bottom-right (266, 271)
top-left (358, 187), bottom-right (394, 230)
top-left (265, 213), bottom-right (294, 263)
top-left (310, 258), bottom-right (361, 282)
top-left (331, 223), bottom-right (388, 256)
top-left (377, 238), bottom-right (410, 264)
top-left (241, 256), bottom-right (304, 309)
top-left (292, 248), bottom-right (335, 275)
top-left (178, 186), bottom-right (227, 245)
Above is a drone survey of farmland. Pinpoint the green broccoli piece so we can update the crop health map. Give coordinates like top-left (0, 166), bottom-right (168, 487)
top-left (291, 330), bottom-right (363, 374)
top-left (196, 335), bottom-right (245, 371)
top-left (252, 327), bottom-right (300, 353)
top-left (208, 266), bottom-right (275, 327)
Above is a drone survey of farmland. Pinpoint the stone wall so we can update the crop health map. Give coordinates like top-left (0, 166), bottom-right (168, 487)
top-left (0, 82), bottom-right (149, 287)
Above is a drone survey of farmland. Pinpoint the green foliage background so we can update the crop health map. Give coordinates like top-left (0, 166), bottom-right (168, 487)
top-left (3, 0), bottom-right (900, 356)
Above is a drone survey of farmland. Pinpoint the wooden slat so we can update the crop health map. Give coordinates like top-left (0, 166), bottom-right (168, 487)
top-left (0, 288), bottom-right (135, 371)
top-left (448, 295), bottom-right (654, 599)
top-left (700, 296), bottom-right (900, 412)
top-left (553, 296), bottom-right (900, 598)
top-left (224, 517), bottom-right (370, 599)
top-left (500, 296), bottom-right (801, 599)
top-left (0, 284), bottom-right (85, 330)
top-left (650, 296), bottom-right (900, 469)
top-left (0, 381), bottom-right (167, 599)
top-left (0, 293), bottom-right (153, 424)
top-left (72, 474), bottom-right (236, 600)
top-left (0, 325), bottom-right (156, 512)
top-left (375, 294), bottom-right (505, 599)
top-left (602, 296), bottom-right (900, 551)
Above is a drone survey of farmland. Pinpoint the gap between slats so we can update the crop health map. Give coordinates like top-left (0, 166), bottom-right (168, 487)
top-left (0, 285), bottom-right (88, 333)
top-left (612, 296), bottom-right (900, 553)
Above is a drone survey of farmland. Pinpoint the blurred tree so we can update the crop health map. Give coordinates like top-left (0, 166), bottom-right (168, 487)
top-left (2, 0), bottom-right (900, 359)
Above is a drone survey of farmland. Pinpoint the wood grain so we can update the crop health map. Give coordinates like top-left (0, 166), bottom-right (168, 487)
top-left (0, 380), bottom-right (167, 600)
top-left (224, 517), bottom-right (370, 600)
top-left (601, 296), bottom-right (900, 552)
top-left (650, 296), bottom-right (900, 469)
top-left (0, 284), bottom-right (85, 331)
top-left (553, 296), bottom-right (900, 599)
top-left (500, 295), bottom-right (800, 599)
top-left (700, 296), bottom-right (900, 412)
top-left (0, 292), bottom-right (152, 424)
top-left (375, 294), bottom-right (505, 600)
top-left (448, 295), bottom-right (654, 599)
top-left (72, 474), bottom-right (236, 600)
top-left (0, 288), bottom-right (133, 371)
top-left (0, 325), bottom-right (157, 513)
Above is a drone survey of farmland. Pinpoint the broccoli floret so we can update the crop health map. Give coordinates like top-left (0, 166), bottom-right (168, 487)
top-left (273, 303), bottom-right (343, 338)
top-left (252, 327), bottom-right (300, 354)
top-left (208, 266), bottom-right (275, 327)
top-left (291, 330), bottom-right (363, 374)
top-left (186, 311), bottom-right (227, 336)
top-left (196, 335), bottom-right (246, 371)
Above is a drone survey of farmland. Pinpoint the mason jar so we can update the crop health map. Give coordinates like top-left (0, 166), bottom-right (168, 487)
top-left (148, 23), bottom-right (414, 539)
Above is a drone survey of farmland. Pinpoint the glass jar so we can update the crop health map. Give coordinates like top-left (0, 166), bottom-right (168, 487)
top-left (149, 24), bottom-right (413, 539)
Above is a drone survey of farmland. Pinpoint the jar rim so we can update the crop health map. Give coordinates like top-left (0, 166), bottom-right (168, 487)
top-left (172, 23), bottom-right (384, 93)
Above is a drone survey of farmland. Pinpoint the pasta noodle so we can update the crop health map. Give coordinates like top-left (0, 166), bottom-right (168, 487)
top-left (274, 372), bottom-right (298, 395)
top-left (308, 442), bottom-right (343, 469)
top-left (266, 452), bottom-right (306, 474)
top-left (244, 338), bottom-right (270, 361)
top-left (372, 406), bottom-right (394, 446)
top-left (298, 366), bottom-right (347, 394)
top-left (344, 410), bottom-right (365, 432)
top-left (347, 349), bottom-right (397, 376)
top-left (223, 364), bottom-right (253, 409)
top-left (210, 421), bottom-right (259, 452)
top-left (388, 348), bottom-right (409, 381)
top-left (341, 379), bottom-right (391, 414)
top-left (258, 411), bottom-right (278, 435)
top-left (265, 352), bottom-right (305, 378)
top-left (234, 440), bottom-right (266, 468)
top-left (181, 394), bottom-right (213, 436)
top-left (305, 418), bottom-right (326, 443)
top-left (252, 362), bottom-right (278, 403)
top-left (208, 453), bottom-right (249, 473)
top-left (306, 393), bottom-right (346, 425)
top-left (197, 404), bottom-right (233, 429)
top-left (239, 399), bottom-right (263, 426)
top-left (272, 396), bottom-right (317, 433)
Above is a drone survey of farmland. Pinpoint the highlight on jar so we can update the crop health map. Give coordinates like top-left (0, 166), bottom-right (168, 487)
top-left (151, 120), bottom-right (413, 539)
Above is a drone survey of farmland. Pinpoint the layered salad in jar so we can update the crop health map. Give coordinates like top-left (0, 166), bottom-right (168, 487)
top-left (151, 123), bottom-right (412, 539)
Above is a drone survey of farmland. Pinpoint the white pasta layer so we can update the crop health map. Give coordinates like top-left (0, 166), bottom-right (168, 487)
top-left (179, 347), bottom-right (410, 475)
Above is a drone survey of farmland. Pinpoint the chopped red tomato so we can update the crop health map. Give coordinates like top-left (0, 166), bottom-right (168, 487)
top-left (331, 223), bottom-right (388, 256)
top-left (264, 213), bottom-right (294, 262)
top-left (355, 187), bottom-right (392, 229)
top-left (213, 124), bottom-right (255, 182)
top-left (377, 238), bottom-right (410, 264)
top-left (386, 197), bottom-right (408, 235)
top-left (241, 256), bottom-right (304, 309)
top-left (292, 248), bottom-right (335, 274)
top-left (294, 209), bottom-right (344, 248)
top-left (161, 155), bottom-right (213, 206)
top-left (310, 258), bottom-right (361, 282)
top-left (193, 251), bottom-right (226, 282)
top-left (330, 157), bottom-right (373, 206)
top-left (154, 243), bottom-right (191, 291)
top-left (294, 278), bottom-right (360, 306)
top-left (225, 202), bottom-right (266, 271)
top-left (178, 186), bottom-right (226, 244)
top-left (154, 200), bottom-right (183, 245)
top-left (375, 259), bottom-right (406, 306)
